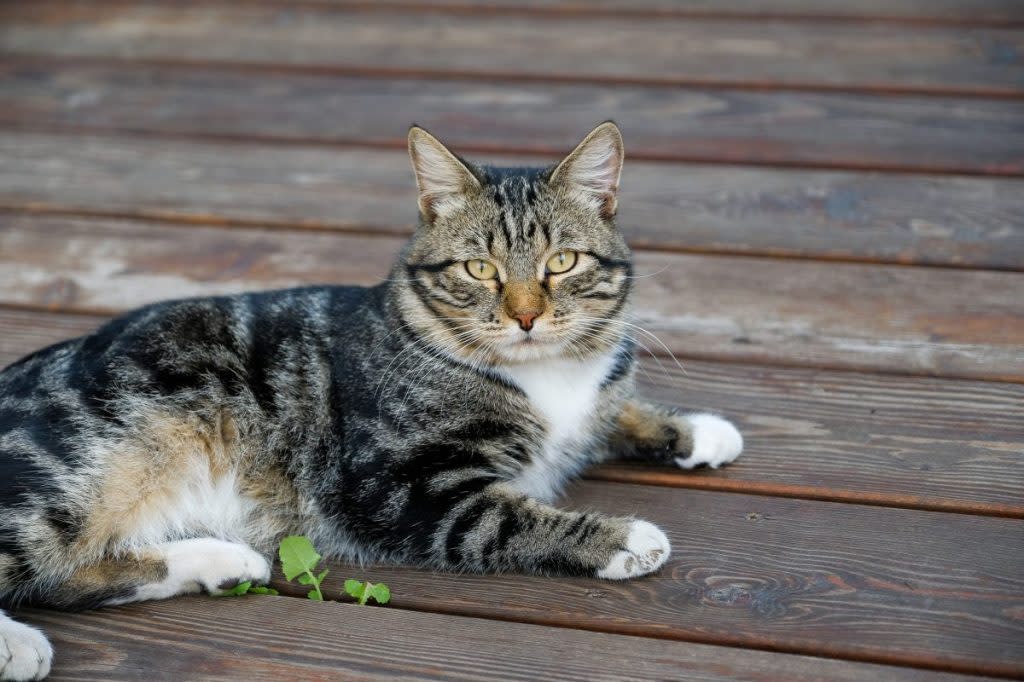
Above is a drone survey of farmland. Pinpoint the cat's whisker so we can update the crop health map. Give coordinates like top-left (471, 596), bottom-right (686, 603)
top-left (574, 315), bottom-right (687, 376)
top-left (619, 263), bottom-right (673, 280)
top-left (568, 319), bottom-right (664, 383)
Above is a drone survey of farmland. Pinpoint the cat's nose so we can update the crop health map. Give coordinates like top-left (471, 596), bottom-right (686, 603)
top-left (515, 311), bottom-right (540, 332)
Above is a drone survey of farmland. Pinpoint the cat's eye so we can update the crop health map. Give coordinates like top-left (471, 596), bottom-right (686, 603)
top-left (466, 259), bottom-right (499, 280)
top-left (545, 251), bottom-right (578, 275)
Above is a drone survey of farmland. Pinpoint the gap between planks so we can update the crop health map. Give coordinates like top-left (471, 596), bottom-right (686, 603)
top-left (3, 7), bottom-right (1023, 99)
top-left (5, 203), bottom-right (1022, 275)
top-left (16, 596), bottom-right (998, 682)
top-left (5, 117), bottom-right (1024, 179)
top-left (73, 0), bottom-right (1024, 29)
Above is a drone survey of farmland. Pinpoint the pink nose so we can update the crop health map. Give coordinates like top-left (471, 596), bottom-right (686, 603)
top-left (515, 311), bottom-right (540, 331)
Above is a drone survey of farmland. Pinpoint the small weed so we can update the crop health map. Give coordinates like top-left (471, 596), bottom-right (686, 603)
top-left (279, 535), bottom-right (329, 601)
top-left (344, 579), bottom-right (391, 605)
top-left (215, 581), bottom-right (279, 597)
top-left (219, 535), bottom-right (391, 605)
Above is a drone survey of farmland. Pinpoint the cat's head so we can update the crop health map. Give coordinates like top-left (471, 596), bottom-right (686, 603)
top-left (395, 122), bottom-right (632, 365)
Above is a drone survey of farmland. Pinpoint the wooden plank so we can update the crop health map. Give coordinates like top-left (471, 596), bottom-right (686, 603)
top-left (0, 307), bottom-right (107, 371)
top-left (1, 305), bottom-right (1020, 515)
top-left (5, 307), bottom-right (1023, 514)
top-left (2, 212), bottom-right (1023, 381)
top-left (17, 597), bottom-right (994, 682)
top-left (3, 61), bottom-right (1024, 175)
top-left (2, 3), bottom-right (1023, 96)
top-left (606, 362), bottom-right (1024, 516)
top-left (309, 1), bottom-right (1024, 26)
top-left (3, 133), bottom-right (1023, 270)
top-left (266, 483), bottom-right (1024, 677)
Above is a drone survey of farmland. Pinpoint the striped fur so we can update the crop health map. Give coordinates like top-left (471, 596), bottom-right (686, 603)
top-left (0, 123), bottom-right (741, 680)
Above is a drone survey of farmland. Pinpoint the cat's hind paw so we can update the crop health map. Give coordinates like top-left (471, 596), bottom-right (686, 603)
top-left (159, 538), bottom-right (272, 596)
top-left (0, 616), bottom-right (53, 681)
top-left (597, 520), bottom-right (670, 580)
top-left (675, 413), bottom-right (743, 470)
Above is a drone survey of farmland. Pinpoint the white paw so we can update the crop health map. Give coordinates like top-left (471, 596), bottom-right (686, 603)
top-left (675, 413), bottom-right (743, 470)
top-left (597, 520), bottom-right (671, 580)
top-left (0, 616), bottom-right (53, 681)
top-left (161, 538), bottom-right (271, 595)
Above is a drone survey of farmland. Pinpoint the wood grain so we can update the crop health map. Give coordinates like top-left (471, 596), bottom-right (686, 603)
top-left (1, 305), bottom-right (1020, 515)
top-left (303, 1), bottom-right (1024, 26)
top-left (3, 61), bottom-right (1023, 175)
top-left (16, 596), bottom-right (996, 682)
top-left (2, 212), bottom-right (1023, 381)
top-left (2, 3), bottom-right (1023, 96)
top-left (267, 483), bottom-right (1024, 677)
top-left (3, 133), bottom-right (1023, 270)
top-left (609, 362), bottom-right (1024, 516)
top-left (0, 307), bottom-right (108, 371)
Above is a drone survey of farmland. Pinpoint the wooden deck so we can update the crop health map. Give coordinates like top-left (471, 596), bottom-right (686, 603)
top-left (1, 1), bottom-right (1022, 679)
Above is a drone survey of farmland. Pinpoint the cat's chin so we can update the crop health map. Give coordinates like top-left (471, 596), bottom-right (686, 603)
top-left (490, 339), bottom-right (563, 365)
top-left (489, 336), bottom-right (610, 366)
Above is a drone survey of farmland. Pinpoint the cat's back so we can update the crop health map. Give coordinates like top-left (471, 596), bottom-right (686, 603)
top-left (0, 284), bottom-right (379, 469)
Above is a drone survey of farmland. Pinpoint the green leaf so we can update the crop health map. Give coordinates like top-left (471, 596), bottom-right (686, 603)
top-left (279, 536), bottom-right (321, 582)
top-left (248, 586), bottom-right (279, 596)
top-left (368, 582), bottom-right (391, 605)
top-left (343, 579), bottom-right (364, 599)
top-left (216, 580), bottom-right (252, 597)
top-left (297, 573), bottom-right (314, 585)
top-left (307, 589), bottom-right (323, 601)
top-left (316, 569), bottom-right (329, 583)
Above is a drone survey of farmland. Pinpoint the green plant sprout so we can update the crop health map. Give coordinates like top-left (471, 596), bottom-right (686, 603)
top-left (218, 535), bottom-right (391, 605)
top-left (215, 581), bottom-right (278, 597)
top-left (344, 579), bottom-right (391, 605)
top-left (279, 535), bottom-right (328, 601)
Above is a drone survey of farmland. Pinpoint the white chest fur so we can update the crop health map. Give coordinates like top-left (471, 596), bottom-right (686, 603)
top-left (498, 352), bottom-right (617, 500)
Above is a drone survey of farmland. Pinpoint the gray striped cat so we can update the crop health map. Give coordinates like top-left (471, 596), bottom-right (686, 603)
top-left (0, 122), bottom-right (742, 681)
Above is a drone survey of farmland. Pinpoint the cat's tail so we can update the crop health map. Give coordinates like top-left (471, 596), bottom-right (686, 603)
top-left (0, 609), bottom-right (52, 681)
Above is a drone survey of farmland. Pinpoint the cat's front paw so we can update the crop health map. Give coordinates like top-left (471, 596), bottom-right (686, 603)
top-left (0, 617), bottom-right (53, 681)
top-left (675, 413), bottom-right (743, 470)
top-left (597, 520), bottom-right (670, 580)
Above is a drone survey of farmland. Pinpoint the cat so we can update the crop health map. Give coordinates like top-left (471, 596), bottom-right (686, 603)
top-left (0, 121), bottom-right (743, 680)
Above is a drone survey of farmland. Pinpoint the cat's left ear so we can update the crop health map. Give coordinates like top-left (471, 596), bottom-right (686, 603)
top-left (408, 125), bottom-right (481, 222)
top-left (548, 121), bottom-right (624, 218)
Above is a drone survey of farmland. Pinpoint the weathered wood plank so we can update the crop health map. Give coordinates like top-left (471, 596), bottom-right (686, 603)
top-left (2, 3), bottom-right (1022, 96)
top-left (17, 596), bottom-right (995, 682)
top-left (2, 306), bottom-right (1020, 514)
top-left (3, 61), bottom-right (1023, 175)
top-left (267, 483), bottom-right (1024, 677)
top-left (313, 0), bottom-right (1024, 26)
top-left (0, 307), bottom-right (107, 371)
top-left (2, 212), bottom-right (1022, 380)
top-left (603, 362), bottom-right (1024, 516)
top-left (3, 133), bottom-right (1022, 270)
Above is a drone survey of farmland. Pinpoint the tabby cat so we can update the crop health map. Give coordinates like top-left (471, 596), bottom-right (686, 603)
top-left (0, 122), bottom-right (743, 680)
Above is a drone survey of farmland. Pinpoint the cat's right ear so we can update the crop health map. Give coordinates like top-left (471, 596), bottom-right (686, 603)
top-left (408, 126), bottom-right (480, 222)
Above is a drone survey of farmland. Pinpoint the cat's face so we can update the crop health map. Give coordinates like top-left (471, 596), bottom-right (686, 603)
top-left (398, 123), bottom-right (632, 365)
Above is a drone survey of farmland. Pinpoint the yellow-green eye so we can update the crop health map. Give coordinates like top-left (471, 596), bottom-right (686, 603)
top-left (545, 251), bottom-right (578, 275)
top-left (466, 259), bottom-right (498, 280)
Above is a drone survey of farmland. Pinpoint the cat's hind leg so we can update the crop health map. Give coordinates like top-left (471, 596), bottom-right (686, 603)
top-left (0, 539), bottom-right (268, 680)
top-left (0, 611), bottom-right (51, 682)
top-left (51, 538), bottom-right (272, 608)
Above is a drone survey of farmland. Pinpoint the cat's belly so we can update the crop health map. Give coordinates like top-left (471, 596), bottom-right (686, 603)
top-left (498, 353), bottom-right (617, 501)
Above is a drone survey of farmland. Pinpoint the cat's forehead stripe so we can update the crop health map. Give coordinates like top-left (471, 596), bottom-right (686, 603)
top-left (488, 173), bottom-right (546, 254)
